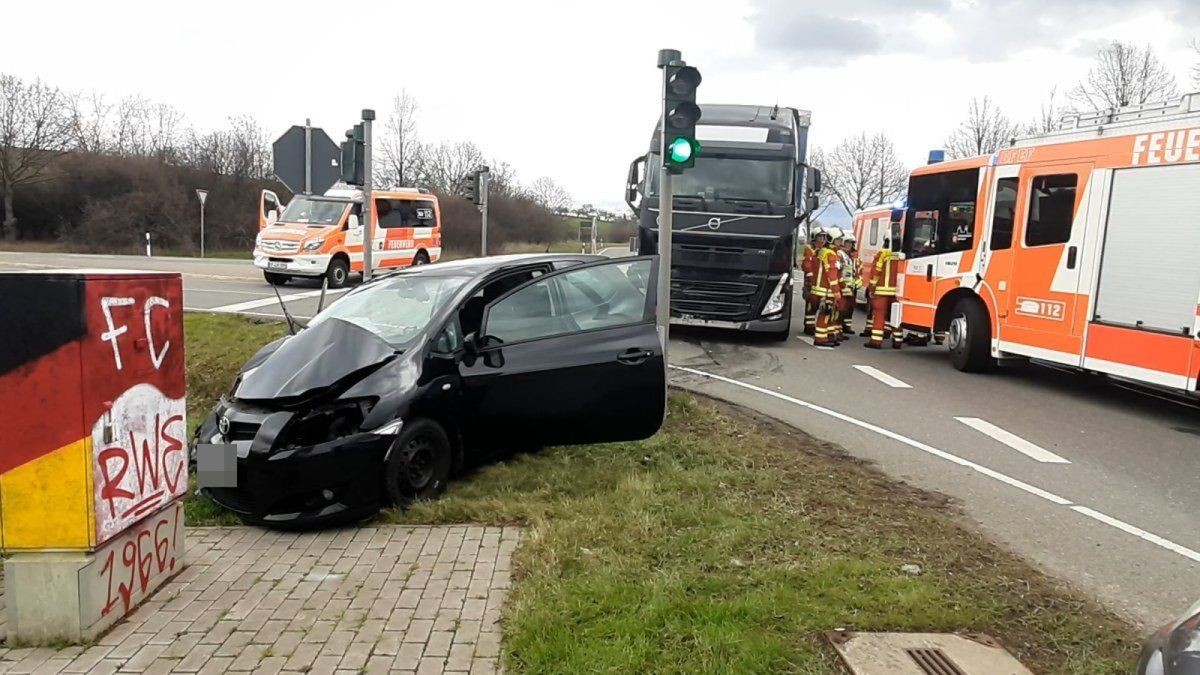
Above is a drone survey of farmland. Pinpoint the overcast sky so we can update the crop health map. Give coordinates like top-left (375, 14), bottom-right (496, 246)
top-left (3, 1), bottom-right (1199, 220)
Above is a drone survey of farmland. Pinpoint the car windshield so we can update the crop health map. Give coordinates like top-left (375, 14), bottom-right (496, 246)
top-left (278, 197), bottom-right (348, 226)
top-left (307, 275), bottom-right (468, 346)
top-left (647, 155), bottom-right (792, 205)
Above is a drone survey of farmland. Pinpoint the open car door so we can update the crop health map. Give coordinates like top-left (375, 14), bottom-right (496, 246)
top-left (259, 189), bottom-right (283, 230)
top-left (459, 256), bottom-right (665, 449)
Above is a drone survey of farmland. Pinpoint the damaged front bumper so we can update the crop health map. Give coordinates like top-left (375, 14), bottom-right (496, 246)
top-left (192, 400), bottom-right (393, 528)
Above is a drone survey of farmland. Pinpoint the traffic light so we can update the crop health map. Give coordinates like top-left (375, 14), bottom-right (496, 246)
top-left (340, 124), bottom-right (364, 185)
top-left (663, 64), bottom-right (702, 173)
top-left (459, 172), bottom-right (480, 204)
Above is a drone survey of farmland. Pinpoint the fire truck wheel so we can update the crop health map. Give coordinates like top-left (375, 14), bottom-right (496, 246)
top-left (325, 257), bottom-right (350, 289)
top-left (412, 250), bottom-right (430, 267)
top-left (263, 272), bottom-right (290, 286)
top-left (384, 418), bottom-right (452, 508)
top-left (948, 298), bottom-right (993, 373)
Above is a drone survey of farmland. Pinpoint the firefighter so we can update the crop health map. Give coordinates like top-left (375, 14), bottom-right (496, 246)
top-left (839, 234), bottom-right (861, 339)
top-left (864, 236), bottom-right (902, 349)
top-left (802, 226), bottom-right (826, 337)
top-left (813, 228), bottom-right (844, 346)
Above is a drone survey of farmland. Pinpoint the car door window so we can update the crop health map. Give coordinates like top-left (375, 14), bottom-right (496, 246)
top-left (485, 259), bottom-right (651, 344)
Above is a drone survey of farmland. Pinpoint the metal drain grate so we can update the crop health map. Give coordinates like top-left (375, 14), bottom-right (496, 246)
top-left (906, 648), bottom-right (967, 675)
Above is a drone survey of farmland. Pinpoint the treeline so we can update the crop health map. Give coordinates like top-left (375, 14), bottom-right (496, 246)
top-left (0, 77), bottom-right (583, 252)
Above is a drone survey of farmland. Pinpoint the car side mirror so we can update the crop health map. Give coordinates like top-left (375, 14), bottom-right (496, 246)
top-left (348, 214), bottom-right (360, 230)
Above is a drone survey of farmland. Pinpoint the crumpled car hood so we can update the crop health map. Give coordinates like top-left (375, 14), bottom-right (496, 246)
top-left (234, 318), bottom-right (397, 402)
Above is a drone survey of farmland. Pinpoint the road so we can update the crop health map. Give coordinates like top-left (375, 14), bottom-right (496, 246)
top-left (3, 249), bottom-right (1195, 628)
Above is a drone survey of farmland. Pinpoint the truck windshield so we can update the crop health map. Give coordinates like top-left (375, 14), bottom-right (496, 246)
top-left (279, 197), bottom-right (348, 226)
top-left (647, 156), bottom-right (792, 205)
top-left (307, 275), bottom-right (468, 346)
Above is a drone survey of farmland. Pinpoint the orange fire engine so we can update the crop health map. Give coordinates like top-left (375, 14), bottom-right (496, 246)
top-left (253, 186), bottom-right (442, 288)
top-left (895, 93), bottom-right (1200, 395)
top-left (851, 203), bottom-right (898, 301)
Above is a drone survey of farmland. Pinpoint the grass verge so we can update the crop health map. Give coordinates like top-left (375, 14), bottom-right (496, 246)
top-left (181, 311), bottom-right (1140, 672)
top-left (384, 396), bottom-right (1140, 674)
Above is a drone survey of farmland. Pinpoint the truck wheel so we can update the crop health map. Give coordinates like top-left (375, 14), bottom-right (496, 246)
top-left (325, 257), bottom-right (350, 289)
top-left (263, 272), bottom-right (290, 286)
top-left (411, 250), bottom-right (430, 267)
top-left (948, 298), bottom-right (993, 373)
top-left (384, 419), bottom-right (452, 508)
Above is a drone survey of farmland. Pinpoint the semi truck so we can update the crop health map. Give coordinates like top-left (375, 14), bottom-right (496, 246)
top-left (895, 92), bottom-right (1200, 396)
top-left (625, 104), bottom-right (821, 340)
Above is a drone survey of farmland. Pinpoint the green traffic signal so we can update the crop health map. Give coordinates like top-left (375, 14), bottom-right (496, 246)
top-left (667, 137), bottom-right (699, 165)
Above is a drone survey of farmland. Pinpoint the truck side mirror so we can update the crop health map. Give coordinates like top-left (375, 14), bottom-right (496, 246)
top-left (808, 166), bottom-right (822, 194)
top-left (348, 214), bottom-right (360, 230)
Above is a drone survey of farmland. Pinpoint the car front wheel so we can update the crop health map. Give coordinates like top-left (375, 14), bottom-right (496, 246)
top-left (384, 418), bottom-right (452, 508)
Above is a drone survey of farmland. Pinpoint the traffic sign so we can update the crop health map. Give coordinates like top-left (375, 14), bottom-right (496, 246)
top-left (273, 125), bottom-right (340, 195)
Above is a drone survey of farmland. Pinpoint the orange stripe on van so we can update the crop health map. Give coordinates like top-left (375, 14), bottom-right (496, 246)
top-left (1085, 323), bottom-right (1193, 376)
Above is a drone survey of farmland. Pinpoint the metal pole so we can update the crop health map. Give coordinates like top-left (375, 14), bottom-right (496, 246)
top-left (199, 201), bottom-right (205, 258)
top-left (145, 231), bottom-right (151, 257)
top-left (304, 118), bottom-right (312, 195)
top-left (480, 169), bottom-right (489, 256)
top-left (591, 213), bottom-right (598, 254)
top-left (656, 166), bottom-right (672, 362)
top-left (362, 109), bottom-right (375, 282)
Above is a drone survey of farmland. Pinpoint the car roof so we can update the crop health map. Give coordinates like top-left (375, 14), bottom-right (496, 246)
top-left (376, 253), bottom-right (607, 280)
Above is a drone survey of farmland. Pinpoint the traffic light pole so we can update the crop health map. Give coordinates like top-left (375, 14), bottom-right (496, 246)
top-left (361, 109), bottom-right (375, 282)
top-left (655, 48), bottom-right (681, 365)
top-left (480, 169), bottom-right (490, 256)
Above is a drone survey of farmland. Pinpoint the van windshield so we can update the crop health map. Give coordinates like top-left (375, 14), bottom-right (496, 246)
top-left (307, 275), bottom-right (468, 346)
top-left (279, 197), bottom-right (348, 226)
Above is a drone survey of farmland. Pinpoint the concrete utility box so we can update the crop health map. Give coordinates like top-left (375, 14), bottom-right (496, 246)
top-left (0, 271), bottom-right (188, 645)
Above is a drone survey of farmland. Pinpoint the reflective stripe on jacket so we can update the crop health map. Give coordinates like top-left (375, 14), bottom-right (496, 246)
top-left (811, 247), bottom-right (842, 298)
top-left (869, 249), bottom-right (900, 296)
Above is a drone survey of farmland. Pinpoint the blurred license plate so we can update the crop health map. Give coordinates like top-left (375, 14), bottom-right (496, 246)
top-left (267, 261), bottom-right (288, 270)
top-left (196, 443), bottom-right (238, 488)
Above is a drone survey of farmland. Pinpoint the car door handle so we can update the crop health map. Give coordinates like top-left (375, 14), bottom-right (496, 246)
top-left (925, 264), bottom-right (933, 282)
top-left (616, 348), bottom-right (653, 365)
top-left (1066, 246), bottom-right (1078, 269)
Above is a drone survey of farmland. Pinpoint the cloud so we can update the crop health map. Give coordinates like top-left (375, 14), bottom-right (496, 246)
top-left (752, 12), bottom-right (882, 63)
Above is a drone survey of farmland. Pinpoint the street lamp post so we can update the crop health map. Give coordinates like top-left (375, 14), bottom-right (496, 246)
top-left (195, 189), bottom-right (209, 258)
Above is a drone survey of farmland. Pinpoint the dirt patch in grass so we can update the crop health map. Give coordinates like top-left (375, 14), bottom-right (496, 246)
top-left (385, 395), bottom-right (1140, 674)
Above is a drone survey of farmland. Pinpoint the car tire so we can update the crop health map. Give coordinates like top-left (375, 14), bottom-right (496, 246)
top-left (948, 298), bottom-right (993, 373)
top-left (384, 418), bottom-right (452, 508)
top-left (263, 271), bottom-right (290, 286)
top-left (325, 257), bottom-right (350, 289)
top-left (411, 250), bottom-right (430, 267)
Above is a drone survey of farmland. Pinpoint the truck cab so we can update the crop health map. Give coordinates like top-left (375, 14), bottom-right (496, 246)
top-left (254, 186), bottom-right (442, 288)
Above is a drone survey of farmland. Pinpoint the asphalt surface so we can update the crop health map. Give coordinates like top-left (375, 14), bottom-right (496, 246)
top-left (3, 248), bottom-right (1195, 628)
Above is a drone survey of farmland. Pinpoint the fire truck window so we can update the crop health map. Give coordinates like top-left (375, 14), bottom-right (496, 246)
top-left (1024, 174), bottom-right (1078, 247)
top-left (989, 178), bottom-right (1018, 251)
top-left (901, 169), bottom-right (979, 258)
top-left (869, 218), bottom-right (880, 246)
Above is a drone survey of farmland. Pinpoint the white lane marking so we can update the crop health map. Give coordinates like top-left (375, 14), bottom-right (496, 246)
top-left (955, 417), bottom-right (1070, 464)
top-left (796, 335), bottom-right (815, 346)
top-left (671, 365), bottom-right (1200, 565)
top-left (852, 365), bottom-right (912, 389)
top-left (183, 287), bottom-right (276, 296)
top-left (1072, 506), bottom-right (1200, 563)
top-left (207, 288), bottom-right (346, 313)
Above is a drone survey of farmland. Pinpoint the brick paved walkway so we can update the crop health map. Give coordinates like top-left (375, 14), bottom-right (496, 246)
top-left (0, 525), bottom-right (520, 674)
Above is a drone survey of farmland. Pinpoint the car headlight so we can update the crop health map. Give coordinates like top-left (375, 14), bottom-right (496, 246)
top-left (1163, 609), bottom-right (1200, 672)
top-left (301, 240), bottom-right (322, 252)
top-left (762, 274), bottom-right (790, 317)
top-left (278, 399), bottom-right (376, 448)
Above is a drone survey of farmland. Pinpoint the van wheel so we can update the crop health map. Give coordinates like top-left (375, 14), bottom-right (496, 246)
top-left (325, 257), bottom-right (350, 289)
top-left (264, 272), bottom-right (290, 286)
top-left (948, 298), bottom-right (993, 372)
top-left (384, 419), bottom-right (452, 508)
top-left (411, 250), bottom-right (430, 267)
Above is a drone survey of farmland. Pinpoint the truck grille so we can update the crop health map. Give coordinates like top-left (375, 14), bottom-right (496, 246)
top-left (259, 239), bottom-right (299, 254)
top-left (671, 278), bottom-right (763, 320)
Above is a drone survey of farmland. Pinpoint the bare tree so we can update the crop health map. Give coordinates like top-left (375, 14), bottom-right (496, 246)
top-left (145, 102), bottom-right (184, 162)
top-left (1024, 87), bottom-right (1063, 135)
top-left (1191, 39), bottom-right (1200, 88)
top-left (224, 115), bottom-right (271, 179)
top-left (0, 74), bottom-right (70, 239)
top-left (66, 90), bottom-right (112, 153)
top-left (411, 141), bottom-right (486, 193)
top-left (816, 132), bottom-right (907, 215)
top-left (486, 159), bottom-right (518, 196)
top-left (376, 90), bottom-right (418, 187)
top-left (526, 176), bottom-right (573, 213)
top-left (1071, 41), bottom-right (1179, 112)
top-left (944, 96), bottom-right (1018, 159)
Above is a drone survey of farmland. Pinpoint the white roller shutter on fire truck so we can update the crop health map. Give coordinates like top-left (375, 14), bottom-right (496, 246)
top-left (1093, 164), bottom-right (1200, 335)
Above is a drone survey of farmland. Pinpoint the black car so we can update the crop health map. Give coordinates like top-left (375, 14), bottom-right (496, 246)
top-left (1136, 599), bottom-right (1200, 675)
top-left (192, 253), bottom-right (666, 527)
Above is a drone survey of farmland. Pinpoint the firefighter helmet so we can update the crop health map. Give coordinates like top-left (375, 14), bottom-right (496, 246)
top-left (826, 226), bottom-right (845, 241)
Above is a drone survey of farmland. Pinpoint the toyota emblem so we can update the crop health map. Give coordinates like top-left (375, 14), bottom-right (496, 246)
top-left (217, 415), bottom-right (231, 437)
